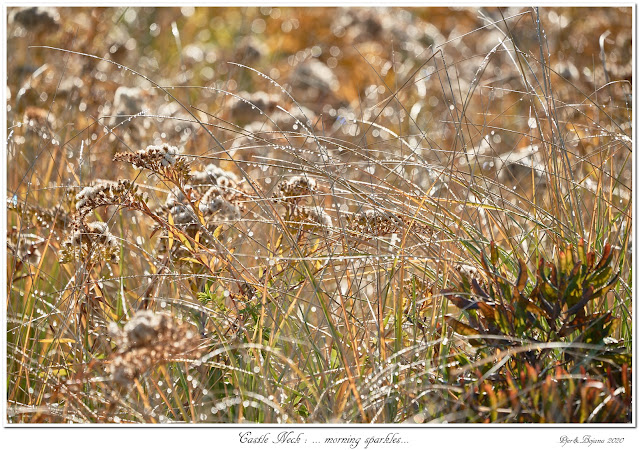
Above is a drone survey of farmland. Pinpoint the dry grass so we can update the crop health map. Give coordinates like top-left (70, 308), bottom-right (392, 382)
top-left (6, 6), bottom-right (632, 423)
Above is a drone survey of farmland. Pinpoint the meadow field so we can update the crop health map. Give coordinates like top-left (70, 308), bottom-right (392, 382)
top-left (5, 6), bottom-right (633, 423)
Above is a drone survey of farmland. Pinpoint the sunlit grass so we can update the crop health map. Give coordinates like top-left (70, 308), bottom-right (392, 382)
top-left (6, 6), bottom-right (632, 423)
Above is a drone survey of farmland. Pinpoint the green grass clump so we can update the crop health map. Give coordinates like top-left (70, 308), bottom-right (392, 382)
top-left (442, 240), bottom-right (630, 422)
top-left (6, 6), bottom-right (631, 423)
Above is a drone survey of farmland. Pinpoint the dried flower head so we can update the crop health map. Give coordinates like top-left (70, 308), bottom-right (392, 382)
top-left (287, 204), bottom-right (333, 229)
top-left (347, 209), bottom-right (432, 236)
top-left (191, 164), bottom-right (247, 219)
top-left (156, 101), bottom-right (197, 144)
top-left (456, 264), bottom-right (480, 281)
top-left (157, 178), bottom-right (243, 258)
top-left (276, 175), bottom-right (317, 204)
top-left (191, 164), bottom-right (239, 188)
top-left (108, 311), bottom-right (202, 387)
top-left (199, 186), bottom-right (241, 222)
top-left (74, 180), bottom-right (148, 221)
top-left (114, 143), bottom-right (191, 184)
top-left (347, 209), bottom-right (403, 235)
top-left (162, 188), bottom-right (197, 227)
top-left (111, 87), bottom-right (148, 119)
top-left (60, 221), bottom-right (119, 264)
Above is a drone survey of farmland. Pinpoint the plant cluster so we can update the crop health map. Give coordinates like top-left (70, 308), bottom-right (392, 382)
top-left (6, 6), bottom-right (631, 424)
top-left (441, 240), bottom-right (630, 422)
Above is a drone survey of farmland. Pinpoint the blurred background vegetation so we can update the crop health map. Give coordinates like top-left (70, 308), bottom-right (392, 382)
top-left (6, 6), bottom-right (632, 423)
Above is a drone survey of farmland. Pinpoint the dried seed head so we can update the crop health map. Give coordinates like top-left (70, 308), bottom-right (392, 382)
top-left (456, 264), bottom-right (480, 280)
top-left (74, 179), bottom-right (147, 220)
top-left (60, 221), bottom-right (120, 264)
top-left (111, 87), bottom-right (147, 118)
top-left (269, 105), bottom-right (317, 131)
top-left (191, 164), bottom-right (239, 188)
top-left (165, 187), bottom-right (199, 226)
top-left (236, 36), bottom-right (267, 64)
top-left (288, 205), bottom-right (333, 229)
top-left (348, 209), bottom-right (404, 235)
top-left (191, 163), bottom-right (247, 222)
top-left (276, 175), bottom-right (317, 204)
top-left (115, 143), bottom-right (178, 169)
top-left (108, 311), bottom-right (202, 387)
top-left (122, 311), bottom-right (167, 347)
top-left (347, 209), bottom-right (433, 236)
top-left (199, 186), bottom-right (241, 222)
top-left (114, 143), bottom-right (191, 184)
top-left (157, 177), bottom-right (245, 258)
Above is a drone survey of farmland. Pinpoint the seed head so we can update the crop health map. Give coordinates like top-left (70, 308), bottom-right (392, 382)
top-left (74, 180), bottom-right (148, 220)
top-left (60, 221), bottom-right (120, 264)
top-left (108, 311), bottom-right (202, 387)
top-left (114, 143), bottom-right (191, 184)
top-left (276, 175), bottom-right (317, 204)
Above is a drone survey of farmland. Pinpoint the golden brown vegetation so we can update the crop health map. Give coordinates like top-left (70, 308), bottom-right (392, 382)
top-left (6, 6), bottom-right (632, 423)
